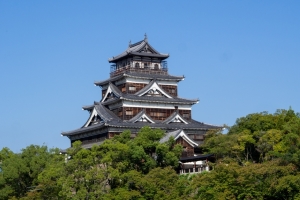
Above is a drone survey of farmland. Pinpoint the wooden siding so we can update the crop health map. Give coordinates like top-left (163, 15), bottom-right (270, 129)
top-left (179, 110), bottom-right (191, 120)
top-left (176, 137), bottom-right (194, 157)
top-left (126, 83), bottom-right (147, 94)
top-left (112, 107), bottom-right (191, 121)
top-left (160, 85), bottom-right (177, 97)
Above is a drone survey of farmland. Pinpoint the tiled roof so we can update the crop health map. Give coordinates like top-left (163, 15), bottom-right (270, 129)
top-left (108, 39), bottom-right (169, 63)
top-left (127, 109), bottom-right (156, 123)
top-left (127, 109), bottom-right (146, 123)
top-left (94, 103), bottom-right (120, 122)
top-left (82, 104), bottom-right (94, 111)
top-left (62, 107), bottom-right (222, 137)
top-left (134, 80), bottom-right (172, 98)
top-left (94, 72), bottom-right (184, 87)
top-left (159, 129), bottom-right (198, 147)
top-left (159, 129), bottom-right (182, 143)
top-left (102, 83), bottom-right (198, 105)
top-left (61, 123), bottom-right (106, 136)
top-left (162, 111), bottom-right (188, 124)
top-left (106, 119), bottom-right (222, 130)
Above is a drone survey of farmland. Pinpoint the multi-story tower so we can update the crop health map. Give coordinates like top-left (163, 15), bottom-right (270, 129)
top-left (62, 35), bottom-right (221, 158)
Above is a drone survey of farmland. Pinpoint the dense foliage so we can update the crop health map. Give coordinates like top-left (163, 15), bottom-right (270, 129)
top-left (1, 109), bottom-right (300, 199)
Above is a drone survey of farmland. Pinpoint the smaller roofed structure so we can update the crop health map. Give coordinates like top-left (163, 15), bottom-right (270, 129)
top-left (108, 35), bottom-right (170, 77)
top-left (108, 34), bottom-right (169, 63)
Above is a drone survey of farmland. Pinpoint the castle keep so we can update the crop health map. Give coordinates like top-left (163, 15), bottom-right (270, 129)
top-left (62, 35), bottom-right (221, 160)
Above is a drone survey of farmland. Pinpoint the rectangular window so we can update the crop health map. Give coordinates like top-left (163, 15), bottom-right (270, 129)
top-left (126, 110), bottom-right (133, 115)
top-left (129, 87), bottom-right (136, 91)
top-left (150, 112), bottom-right (165, 117)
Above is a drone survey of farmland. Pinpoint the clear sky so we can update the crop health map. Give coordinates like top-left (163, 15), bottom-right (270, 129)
top-left (1, 1), bottom-right (300, 152)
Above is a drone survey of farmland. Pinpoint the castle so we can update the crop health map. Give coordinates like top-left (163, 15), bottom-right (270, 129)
top-left (62, 35), bottom-right (221, 173)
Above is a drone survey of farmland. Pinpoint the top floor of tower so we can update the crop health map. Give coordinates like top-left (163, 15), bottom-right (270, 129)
top-left (108, 34), bottom-right (169, 77)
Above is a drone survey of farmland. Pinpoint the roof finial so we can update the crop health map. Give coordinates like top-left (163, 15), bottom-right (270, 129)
top-left (144, 33), bottom-right (148, 42)
top-left (128, 40), bottom-right (131, 47)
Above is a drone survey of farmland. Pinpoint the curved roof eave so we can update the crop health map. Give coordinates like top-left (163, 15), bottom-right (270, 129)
top-left (94, 73), bottom-right (184, 87)
top-left (108, 39), bottom-right (169, 63)
top-left (61, 123), bottom-right (106, 136)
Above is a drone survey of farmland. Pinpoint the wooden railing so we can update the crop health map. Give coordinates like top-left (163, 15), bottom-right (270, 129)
top-left (110, 64), bottom-right (168, 77)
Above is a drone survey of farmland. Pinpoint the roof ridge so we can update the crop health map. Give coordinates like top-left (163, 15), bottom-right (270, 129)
top-left (129, 40), bottom-right (144, 48)
top-left (108, 82), bottom-right (124, 98)
top-left (134, 80), bottom-right (173, 98)
top-left (134, 79), bottom-right (155, 96)
top-left (95, 103), bottom-right (120, 122)
top-left (162, 110), bottom-right (188, 124)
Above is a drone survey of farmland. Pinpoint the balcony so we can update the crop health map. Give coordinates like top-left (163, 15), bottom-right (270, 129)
top-left (110, 61), bottom-right (168, 77)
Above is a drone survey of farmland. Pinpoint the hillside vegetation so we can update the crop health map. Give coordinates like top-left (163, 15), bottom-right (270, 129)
top-left (1, 109), bottom-right (300, 199)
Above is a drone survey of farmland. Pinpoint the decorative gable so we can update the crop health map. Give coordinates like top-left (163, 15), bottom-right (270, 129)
top-left (135, 113), bottom-right (155, 123)
top-left (127, 110), bottom-right (155, 123)
top-left (145, 89), bottom-right (164, 97)
top-left (136, 81), bottom-right (173, 98)
top-left (139, 44), bottom-right (155, 54)
top-left (175, 130), bottom-right (198, 148)
top-left (83, 109), bottom-right (104, 127)
top-left (163, 112), bottom-right (189, 124)
top-left (160, 129), bottom-right (198, 148)
top-left (101, 84), bottom-right (121, 102)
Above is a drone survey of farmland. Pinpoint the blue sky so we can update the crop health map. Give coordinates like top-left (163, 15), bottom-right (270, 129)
top-left (1, 1), bottom-right (300, 152)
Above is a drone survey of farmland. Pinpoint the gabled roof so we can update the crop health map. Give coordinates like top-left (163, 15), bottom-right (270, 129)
top-left (162, 111), bottom-right (189, 124)
top-left (108, 37), bottom-right (169, 63)
top-left (159, 129), bottom-right (198, 147)
top-left (94, 72), bottom-right (184, 87)
top-left (106, 118), bottom-right (222, 131)
top-left (101, 83), bottom-right (198, 105)
top-left (82, 104), bottom-right (94, 111)
top-left (62, 112), bottom-right (223, 137)
top-left (82, 108), bottom-right (98, 127)
top-left (134, 80), bottom-right (173, 98)
top-left (81, 103), bottom-right (120, 128)
top-left (82, 101), bottom-right (99, 111)
top-left (101, 83), bottom-right (123, 102)
top-left (62, 103), bottom-right (120, 137)
top-left (61, 122), bottom-right (106, 136)
top-left (127, 109), bottom-right (155, 123)
top-left (94, 103), bottom-right (120, 122)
